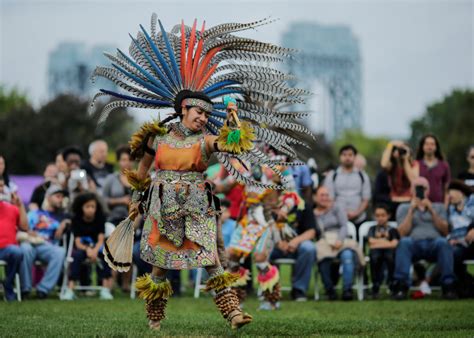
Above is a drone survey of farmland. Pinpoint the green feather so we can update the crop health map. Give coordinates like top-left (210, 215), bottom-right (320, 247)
top-left (226, 129), bottom-right (241, 145)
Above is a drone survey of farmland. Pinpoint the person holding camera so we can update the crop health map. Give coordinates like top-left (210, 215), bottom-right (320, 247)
top-left (392, 177), bottom-right (456, 300)
top-left (380, 141), bottom-right (419, 217)
top-left (62, 147), bottom-right (96, 203)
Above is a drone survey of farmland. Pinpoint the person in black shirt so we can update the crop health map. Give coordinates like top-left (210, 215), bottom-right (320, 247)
top-left (62, 192), bottom-right (113, 300)
top-left (269, 193), bottom-right (318, 301)
top-left (29, 163), bottom-right (59, 210)
top-left (368, 204), bottom-right (400, 298)
top-left (457, 146), bottom-right (474, 187)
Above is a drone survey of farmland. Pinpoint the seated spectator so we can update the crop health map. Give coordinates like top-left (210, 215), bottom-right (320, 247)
top-left (20, 184), bottom-right (68, 299)
top-left (447, 180), bottom-right (474, 284)
top-left (380, 140), bottom-right (419, 217)
top-left (416, 134), bottom-right (450, 204)
top-left (132, 217), bottom-right (152, 277)
top-left (270, 188), bottom-right (317, 301)
top-left (457, 145), bottom-right (474, 187)
top-left (62, 146), bottom-right (96, 201)
top-left (392, 177), bottom-right (456, 300)
top-left (0, 176), bottom-right (27, 301)
top-left (102, 145), bottom-right (132, 225)
top-left (0, 155), bottom-right (18, 194)
top-left (62, 193), bottom-right (113, 300)
top-left (323, 144), bottom-right (371, 231)
top-left (55, 150), bottom-right (68, 187)
top-left (314, 186), bottom-right (365, 301)
top-left (367, 204), bottom-right (400, 298)
top-left (82, 140), bottom-right (113, 196)
top-left (29, 162), bottom-right (59, 211)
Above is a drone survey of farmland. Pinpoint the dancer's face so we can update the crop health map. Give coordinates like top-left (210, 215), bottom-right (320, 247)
top-left (182, 106), bottom-right (209, 132)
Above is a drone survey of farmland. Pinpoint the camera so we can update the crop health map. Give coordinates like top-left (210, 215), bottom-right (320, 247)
top-left (393, 146), bottom-right (407, 156)
top-left (415, 185), bottom-right (425, 199)
top-left (68, 169), bottom-right (89, 191)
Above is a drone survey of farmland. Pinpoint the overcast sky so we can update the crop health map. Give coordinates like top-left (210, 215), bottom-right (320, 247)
top-left (1, 0), bottom-right (472, 138)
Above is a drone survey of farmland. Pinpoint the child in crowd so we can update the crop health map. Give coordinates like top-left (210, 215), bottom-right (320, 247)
top-left (62, 192), bottom-right (113, 300)
top-left (367, 204), bottom-right (400, 298)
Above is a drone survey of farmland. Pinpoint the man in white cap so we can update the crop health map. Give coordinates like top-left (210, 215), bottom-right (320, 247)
top-left (20, 184), bottom-right (69, 299)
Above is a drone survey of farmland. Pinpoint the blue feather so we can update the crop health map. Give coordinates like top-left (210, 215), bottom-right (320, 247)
top-left (129, 33), bottom-right (175, 93)
top-left (208, 88), bottom-right (245, 99)
top-left (208, 117), bottom-right (224, 128)
top-left (100, 89), bottom-right (173, 106)
top-left (139, 25), bottom-right (179, 89)
top-left (116, 49), bottom-right (174, 99)
top-left (157, 20), bottom-right (182, 87)
top-left (203, 80), bottom-right (240, 94)
top-left (112, 63), bottom-right (172, 99)
top-left (210, 110), bottom-right (227, 119)
top-left (205, 124), bottom-right (217, 135)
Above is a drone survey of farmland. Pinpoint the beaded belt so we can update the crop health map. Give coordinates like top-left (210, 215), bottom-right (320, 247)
top-left (154, 170), bottom-right (204, 184)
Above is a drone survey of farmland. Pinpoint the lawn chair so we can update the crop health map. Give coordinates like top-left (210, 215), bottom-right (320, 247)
top-left (0, 260), bottom-right (22, 301)
top-left (59, 233), bottom-right (106, 300)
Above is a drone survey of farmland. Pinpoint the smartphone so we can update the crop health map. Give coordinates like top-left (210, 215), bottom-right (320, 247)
top-left (415, 185), bottom-right (425, 199)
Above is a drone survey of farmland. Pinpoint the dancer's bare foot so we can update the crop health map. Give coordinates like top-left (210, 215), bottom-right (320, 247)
top-left (229, 310), bottom-right (253, 329)
top-left (148, 320), bottom-right (161, 330)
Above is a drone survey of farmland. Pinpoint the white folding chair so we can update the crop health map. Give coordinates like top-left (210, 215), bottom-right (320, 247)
top-left (130, 264), bottom-right (138, 299)
top-left (0, 260), bottom-right (21, 301)
top-left (59, 233), bottom-right (105, 300)
top-left (193, 268), bottom-right (206, 298)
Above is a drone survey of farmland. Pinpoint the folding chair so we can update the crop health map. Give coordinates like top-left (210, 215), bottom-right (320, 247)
top-left (59, 233), bottom-right (105, 299)
top-left (0, 260), bottom-right (21, 301)
top-left (357, 221), bottom-right (397, 299)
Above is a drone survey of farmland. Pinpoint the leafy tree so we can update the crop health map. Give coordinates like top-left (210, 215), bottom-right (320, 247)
top-left (409, 89), bottom-right (474, 176)
top-left (0, 86), bottom-right (29, 115)
top-left (0, 94), bottom-right (134, 174)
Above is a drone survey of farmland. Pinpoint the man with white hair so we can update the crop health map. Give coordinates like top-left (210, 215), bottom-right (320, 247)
top-left (82, 140), bottom-right (113, 196)
top-left (392, 176), bottom-right (456, 300)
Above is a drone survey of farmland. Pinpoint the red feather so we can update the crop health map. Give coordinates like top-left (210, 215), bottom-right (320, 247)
top-left (185, 19), bottom-right (197, 89)
top-left (180, 20), bottom-right (186, 86)
top-left (196, 63), bottom-right (219, 90)
top-left (193, 46), bottom-right (222, 90)
top-left (190, 21), bottom-right (206, 88)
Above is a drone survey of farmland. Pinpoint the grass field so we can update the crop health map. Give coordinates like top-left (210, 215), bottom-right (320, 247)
top-left (1, 294), bottom-right (473, 337)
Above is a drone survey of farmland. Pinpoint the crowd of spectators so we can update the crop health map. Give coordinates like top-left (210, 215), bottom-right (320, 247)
top-left (0, 134), bottom-right (473, 302)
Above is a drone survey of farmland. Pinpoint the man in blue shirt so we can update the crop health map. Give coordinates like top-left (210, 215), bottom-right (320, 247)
top-left (20, 184), bottom-right (68, 299)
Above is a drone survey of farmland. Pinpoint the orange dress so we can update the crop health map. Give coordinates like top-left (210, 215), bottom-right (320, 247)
top-left (140, 123), bottom-right (219, 269)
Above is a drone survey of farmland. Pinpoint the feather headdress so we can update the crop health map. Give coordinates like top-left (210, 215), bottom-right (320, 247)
top-left (91, 14), bottom-right (313, 189)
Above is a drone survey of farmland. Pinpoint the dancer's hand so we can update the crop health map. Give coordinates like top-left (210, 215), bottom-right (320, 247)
top-left (129, 202), bottom-right (140, 220)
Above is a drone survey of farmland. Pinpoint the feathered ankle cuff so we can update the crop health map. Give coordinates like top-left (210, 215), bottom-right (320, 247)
top-left (257, 265), bottom-right (279, 292)
top-left (231, 267), bottom-right (251, 288)
top-left (135, 274), bottom-right (173, 300)
top-left (205, 271), bottom-right (240, 292)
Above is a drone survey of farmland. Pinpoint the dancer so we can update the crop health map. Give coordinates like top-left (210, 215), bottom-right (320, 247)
top-left (91, 14), bottom-right (311, 330)
top-left (227, 165), bottom-right (282, 310)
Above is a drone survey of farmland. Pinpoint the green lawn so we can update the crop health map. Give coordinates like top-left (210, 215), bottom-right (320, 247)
top-left (1, 295), bottom-right (473, 337)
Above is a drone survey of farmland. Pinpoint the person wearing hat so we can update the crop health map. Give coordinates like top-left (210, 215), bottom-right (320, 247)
top-left (392, 176), bottom-right (456, 300)
top-left (19, 184), bottom-right (69, 299)
top-left (447, 179), bottom-right (474, 283)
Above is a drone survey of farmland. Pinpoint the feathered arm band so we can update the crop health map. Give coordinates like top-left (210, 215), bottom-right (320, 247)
top-left (129, 120), bottom-right (168, 160)
top-left (216, 96), bottom-right (255, 154)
